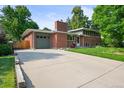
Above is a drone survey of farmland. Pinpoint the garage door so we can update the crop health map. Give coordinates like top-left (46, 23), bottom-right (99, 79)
top-left (36, 33), bottom-right (50, 49)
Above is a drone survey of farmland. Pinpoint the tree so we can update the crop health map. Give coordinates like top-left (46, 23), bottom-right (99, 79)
top-left (0, 5), bottom-right (39, 41)
top-left (67, 6), bottom-right (91, 30)
top-left (66, 17), bottom-right (72, 30)
top-left (92, 5), bottom-right (124, 47)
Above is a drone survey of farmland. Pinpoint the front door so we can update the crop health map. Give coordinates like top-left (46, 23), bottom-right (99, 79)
top-left (76, 36), bottom-right (80, 47)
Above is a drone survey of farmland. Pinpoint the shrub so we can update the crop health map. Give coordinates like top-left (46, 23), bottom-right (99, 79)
top-left (95, 45), bottom-right (103, 48)
top-left (0, 44), bottom-right (13, 56)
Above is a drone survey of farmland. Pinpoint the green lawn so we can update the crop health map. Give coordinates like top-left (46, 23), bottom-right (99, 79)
top-left (0, 56), bottom-right (16, 88)
top-left (68, 47), bottom-right (124, 62)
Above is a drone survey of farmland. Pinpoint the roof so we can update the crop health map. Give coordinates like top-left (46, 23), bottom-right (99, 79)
top-left (68, 27), bottom-right (98, 33)
top-left (22, 29), bottom-right (53, 38)
top-left (22, 29), bottom-right (78, 38)
top-left (22, 27), bottom-right (98, 38)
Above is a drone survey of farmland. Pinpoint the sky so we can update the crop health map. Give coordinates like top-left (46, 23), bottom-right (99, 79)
top-left (0, 5), bottom-right (96, 30)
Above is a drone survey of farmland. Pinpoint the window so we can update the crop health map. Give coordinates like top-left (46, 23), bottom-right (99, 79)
top-left (92, 32), bottom-right (94, 36)
top-left (44, 36), bottom-right (46, 39)
top-left (36, 36), bottom-right (39, 38)
top-left (84, 43), bottom-right (86, 47)
top-left (86, 43), bottom-right (87, 47)
top-left (77, 37), bottom-right (79, 43)
top-left (87, 32), bottom-right (89, 35)
top-left (85, 31), bottom-right (87, 35)
top-left (73, 36), bottom-right (75, 40)
top-left (85, 43), bottom-right (89, 47)
top-left (67, 35), bottom-right (74, 41)
top-left (70, 36), bottom-right (73, 40)
top-left (83, 31), bottom-right (86, 35)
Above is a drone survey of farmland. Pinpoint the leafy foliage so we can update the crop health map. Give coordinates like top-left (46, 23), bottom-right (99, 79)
top-left (66, 6), bottom-right (92, 30)
top-left (92, 5), bottom-right (124, 47)
top-left (0, 5), bottom-right (39, 41)
top-left (0, 44), bottom-right (12, 56)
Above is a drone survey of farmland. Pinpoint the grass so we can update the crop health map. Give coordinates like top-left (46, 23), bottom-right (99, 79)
top-left (68, 47), bottom-right (124, 62)
top-left (0, 56), bottom-right (16, 88)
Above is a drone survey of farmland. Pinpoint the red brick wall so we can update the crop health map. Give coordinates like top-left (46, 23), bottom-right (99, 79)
top-left (23, 32), bottom-right (33, 48)
top-left (51, 33), bottom-right (57, 48)
top-left (80, 36), bottom-right (101, 47)
top-left (51, 32), bottom-right (67, 48)
top-left (55, 21), bottom-right (67, 32)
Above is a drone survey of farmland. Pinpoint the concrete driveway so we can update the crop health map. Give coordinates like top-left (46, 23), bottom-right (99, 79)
top-left (15, 49), bottom-right (124, 88)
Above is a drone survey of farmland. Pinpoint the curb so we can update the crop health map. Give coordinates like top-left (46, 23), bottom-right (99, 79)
top-left (15, 56), bottom-right (26, 88)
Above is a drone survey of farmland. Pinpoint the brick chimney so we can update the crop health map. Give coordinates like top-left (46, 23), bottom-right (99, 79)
top-left (55, 20), bottom-right (68, 32)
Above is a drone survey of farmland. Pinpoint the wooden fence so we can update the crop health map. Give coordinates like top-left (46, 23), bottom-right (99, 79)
top-left (13, 40), bottom-right (30, 49)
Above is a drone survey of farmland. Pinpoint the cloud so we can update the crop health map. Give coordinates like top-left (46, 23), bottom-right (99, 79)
top-left (46, 12), bottom-right (57, 20)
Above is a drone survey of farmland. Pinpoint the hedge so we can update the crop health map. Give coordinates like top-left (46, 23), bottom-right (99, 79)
top-left (0, 44), bottom-right (13, 56)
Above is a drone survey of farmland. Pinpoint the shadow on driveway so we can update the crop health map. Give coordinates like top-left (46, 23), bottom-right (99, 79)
top-left (17, 51), bottom-right (63, 62)
top-left (21, 67), bottom-right (35, 88)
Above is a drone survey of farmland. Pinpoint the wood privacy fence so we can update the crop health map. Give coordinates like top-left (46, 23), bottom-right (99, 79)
top-left (13, 40), bottom-right (30, 49)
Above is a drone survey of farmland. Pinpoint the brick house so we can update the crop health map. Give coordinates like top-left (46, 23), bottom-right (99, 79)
top-left (22, 21), bottom-right (101, 49)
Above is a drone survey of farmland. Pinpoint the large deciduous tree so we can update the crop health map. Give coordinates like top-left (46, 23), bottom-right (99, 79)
top-left (92, 5), bottom-right (124, 47)
top-left (67, 6), bottom-right (91, 30)
top-left (0, 5), bottom-right (39, 41)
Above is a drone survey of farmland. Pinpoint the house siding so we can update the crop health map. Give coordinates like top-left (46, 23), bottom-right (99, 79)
top-left (55, 21), bottom-right (67, 32)
top-left (51, 32), bottom-right (67, 48)
top-left (23, 31), bottom-right (101, 49)
top-left (80, 36), bottom-right (101, 47)
top-left (22, 21), bottom-right (101, 49)
top-left (23, 32), bottom-right (33, 49)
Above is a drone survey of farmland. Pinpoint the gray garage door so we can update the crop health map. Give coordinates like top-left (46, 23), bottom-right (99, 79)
top-left (36, 33), bottom-right (50, 49)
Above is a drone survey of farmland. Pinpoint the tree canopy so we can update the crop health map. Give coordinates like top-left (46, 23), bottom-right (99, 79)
top-left (0, 5), bottom-right (39, 41)
top-left (66, 6), bottom-right (91, 30)
top-left (92, 5), bottom-right (124, 47)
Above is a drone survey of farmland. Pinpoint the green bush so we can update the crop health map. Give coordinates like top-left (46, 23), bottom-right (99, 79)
top-left (95, 45), bottom-right (103, 48)
top-left (0, 44), bottom-right (13, 56)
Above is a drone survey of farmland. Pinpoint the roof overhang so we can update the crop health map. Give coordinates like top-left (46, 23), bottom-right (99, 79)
top-left (68, 27), bottom-right (98, 33)
top-left (22, 27), bottom-right (98, 39)
top-left (22, 29), bottom-right (53, 38)
top-left (22, 29), bottom-right (77, 38)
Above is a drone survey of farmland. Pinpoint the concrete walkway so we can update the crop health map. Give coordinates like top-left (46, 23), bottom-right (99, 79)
top-left (15, 49), bottom-right (124, 88)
